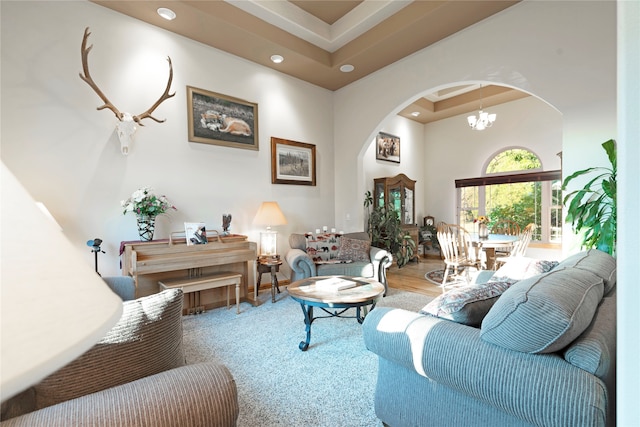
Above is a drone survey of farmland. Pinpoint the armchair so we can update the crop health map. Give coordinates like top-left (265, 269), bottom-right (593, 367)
top-left (1, 285), bottom-right (239, 426)
top-left (285, 232), bottom-right (393, 294)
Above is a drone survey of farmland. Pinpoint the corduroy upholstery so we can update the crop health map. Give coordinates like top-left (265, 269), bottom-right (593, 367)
top-left (0, 363), bottom-right (238, 427)
top-left (363, 250), bottom-right (616, 427)
top-left (1, 289), bottom-right (239, 426)
top-left (285, 232), bottom-right (393, 293)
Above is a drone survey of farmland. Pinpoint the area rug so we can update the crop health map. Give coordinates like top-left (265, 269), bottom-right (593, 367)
top-left (181, 287), bottom-right (432, 427)
top-left (424, 268), bottom-right (465, 286)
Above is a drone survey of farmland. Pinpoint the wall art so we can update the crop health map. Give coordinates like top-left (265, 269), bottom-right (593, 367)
top-left (376, 131), bottom-right (400, 163)
top-left (187, 86), bottom-right (258, 150)
top-left (271, 137), bottom-right (316, 186)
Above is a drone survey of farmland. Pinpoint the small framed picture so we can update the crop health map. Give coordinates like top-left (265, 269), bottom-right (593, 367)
top-left (187, 86), bottom-right (258, 151)
top-left (271, 137), bottom-right (316, 186)
top-left (184, 222), bottom-right (208, 246)
top-left (376, 132), bottom-right (400, 163)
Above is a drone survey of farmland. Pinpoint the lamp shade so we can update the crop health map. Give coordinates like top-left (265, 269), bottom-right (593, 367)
top-left (1, 163), bottom-right (123, 401)
top-left (253, 201), bottom-right (287, 227)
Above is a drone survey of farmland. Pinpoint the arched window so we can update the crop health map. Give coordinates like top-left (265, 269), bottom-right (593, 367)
top-left (457, 148), bottom-right (562, 244)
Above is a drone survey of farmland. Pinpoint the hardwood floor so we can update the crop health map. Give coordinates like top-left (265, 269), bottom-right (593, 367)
top-left (387, 257), bottom-right (446, 299)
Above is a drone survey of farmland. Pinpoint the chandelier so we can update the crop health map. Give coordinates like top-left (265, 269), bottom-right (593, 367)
top-left (467, 84), bottom-right (497, 130)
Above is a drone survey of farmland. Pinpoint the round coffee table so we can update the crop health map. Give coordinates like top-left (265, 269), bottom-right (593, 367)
top-left (288, 276), bottom-right (385, 351)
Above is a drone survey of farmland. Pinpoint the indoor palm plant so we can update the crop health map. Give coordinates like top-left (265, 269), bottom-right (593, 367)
top-left (364, 191), bottom-right (415, 268)
top-left (562, 139), bottom-right (616, 255)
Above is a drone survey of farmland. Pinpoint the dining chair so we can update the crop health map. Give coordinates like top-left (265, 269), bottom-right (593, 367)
top-left (491, 219), bottom-right (521, 236)
top-left (491, 219), bottom-right (521, 258)
top-left (495, 223), bottom-right (536, 268)
top-left (436, 222), bottom-right (481, 291)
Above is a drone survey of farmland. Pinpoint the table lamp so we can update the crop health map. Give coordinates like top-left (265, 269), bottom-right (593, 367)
top-left (253, 201), bottom-right (287, 260)
top-left (1, 162), bottom-right (123, 402)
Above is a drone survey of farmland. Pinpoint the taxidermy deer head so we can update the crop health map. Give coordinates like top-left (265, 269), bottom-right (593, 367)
top-left (79, 27), bottom-right (175, 155)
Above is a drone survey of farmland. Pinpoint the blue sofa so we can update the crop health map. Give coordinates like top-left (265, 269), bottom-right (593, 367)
top-left (363, 250), bottom-right (616, 426)
top-left (285, 232), bottom-right (393, 294)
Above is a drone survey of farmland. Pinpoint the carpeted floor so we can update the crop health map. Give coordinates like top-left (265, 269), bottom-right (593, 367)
top-left (182, 287), bottom-right (432, 426)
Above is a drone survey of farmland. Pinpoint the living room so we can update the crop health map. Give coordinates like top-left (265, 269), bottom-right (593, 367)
top-left (1, 0), bottom-right (638, 425)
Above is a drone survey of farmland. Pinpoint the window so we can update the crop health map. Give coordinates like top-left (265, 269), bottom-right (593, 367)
top-left (456, 149), bottom-right (561, 244)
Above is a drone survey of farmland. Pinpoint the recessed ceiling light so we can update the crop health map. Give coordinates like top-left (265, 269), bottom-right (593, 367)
top-left (270, 55), bottom-right (284, 64)
top-left (340, 64), bottom-right (354, 73)
top-left (157, 8), bottom-right (176, 21)
top-left (411, 111), bottom-right (420, 117)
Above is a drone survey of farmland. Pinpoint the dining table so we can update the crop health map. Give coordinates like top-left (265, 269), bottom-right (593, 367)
top-left (469, 233), bottom-right (519, 270)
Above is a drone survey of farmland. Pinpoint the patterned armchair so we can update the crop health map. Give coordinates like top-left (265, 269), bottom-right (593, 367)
top-left (285, 232), bottom-right (393, 295)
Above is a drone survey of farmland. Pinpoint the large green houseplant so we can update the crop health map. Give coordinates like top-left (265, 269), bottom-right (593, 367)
top-left (562, 139), bottom-right (617, 255)
top-left (364, 191), bottom-right (416, 268)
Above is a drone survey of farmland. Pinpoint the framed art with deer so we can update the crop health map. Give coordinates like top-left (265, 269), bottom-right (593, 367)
top-left (187, 86), bottom-right (258, 150)
top-left (375, 131), bottom-right (400, 163)
top-left (271, 137), bottom-right (316, 186)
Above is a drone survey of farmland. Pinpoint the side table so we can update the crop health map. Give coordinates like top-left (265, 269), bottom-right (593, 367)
top-left (256, 258), bottom-right (282, 303)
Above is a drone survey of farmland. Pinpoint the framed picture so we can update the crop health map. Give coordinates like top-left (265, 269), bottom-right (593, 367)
top-left (184, 222), bottom-right (208, 246)
top-left (271, 137), bottom-right (316, 186)
top-left (187, 86), bottom-right (258, 151)
top-left (376, 131), bottom-right (400, 163)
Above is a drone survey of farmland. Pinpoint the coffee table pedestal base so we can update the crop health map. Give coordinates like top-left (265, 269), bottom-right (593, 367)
top-left (295, 300), bottom-right (377, 351)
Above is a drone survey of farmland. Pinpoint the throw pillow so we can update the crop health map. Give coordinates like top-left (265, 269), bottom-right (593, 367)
top-left (420, 281), bottom-right (513, 326)
top-left (337, 237), bottom-right (371, 262)
top-left (488, 257), bottom-right (559, 285)
top-left (34, 289), bottom-right (185, 409)
top-left (305, 233), bottom-right (342, 262)
top-left (480, 268), bottom-right (604, 354)
top-left (420, 259), bottom-right (558, 327)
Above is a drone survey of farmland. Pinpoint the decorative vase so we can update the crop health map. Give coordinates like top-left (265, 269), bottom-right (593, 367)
top-left (136, 215), bottom-right (156, 241)
top-left (478, 223), bottom-right (489, 239)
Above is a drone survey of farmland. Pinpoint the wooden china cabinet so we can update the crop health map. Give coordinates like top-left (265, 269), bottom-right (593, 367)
top-left (373, 174), bottom-right (419, 260)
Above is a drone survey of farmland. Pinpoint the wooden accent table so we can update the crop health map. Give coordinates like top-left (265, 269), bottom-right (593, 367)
top-left (288, 276), bottom-right (385, 351)
top-left (256, 258), bottom-right (282, 303)
top-left (121, 237), bottom-right (257, 311)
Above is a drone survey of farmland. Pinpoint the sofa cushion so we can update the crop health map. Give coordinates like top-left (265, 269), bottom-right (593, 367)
top-left (563, 294), bottom-right (616, 377)
top-left (337, 236), bottom-right (371, 262)
top-left (555, 249), bottom-right (616, 294)
top-left (305, 233), bottom-right (342, 262)
top-left (421, 258), bottom-right (558, 327)
top-left (317, 261), bottom-right (374, 279)
top-left (33, 289), bottom-right (185, 410)
top-left (480, 268), bottom-right (604, 353)
top-left (289, 233), bottom-right (307, 251)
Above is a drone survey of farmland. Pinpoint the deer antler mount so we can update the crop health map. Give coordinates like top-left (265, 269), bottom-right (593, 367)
top-left (79, 27), bottom-right (175, 155)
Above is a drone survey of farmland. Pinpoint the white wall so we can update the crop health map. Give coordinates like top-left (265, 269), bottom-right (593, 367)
top-left (362, 115), bottom-right (426, 228)
top-left (1, 1), bottom-right (334, 277)
top-left (423, 95), bottom-right (562, 224)
top-left (333, 1), bottom-right (616, 235)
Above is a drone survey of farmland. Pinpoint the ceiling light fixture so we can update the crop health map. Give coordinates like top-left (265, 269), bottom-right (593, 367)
top-left (157, 7), bottom-right (176, 21)
top-left (270, 55), bottom-right (284, 64)
top-left (411, 111), bottom-right (420, 117)
top-left (340, 64), bottom-right (354, 73)
top-left (467, 84), bottom-right (496, 130)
